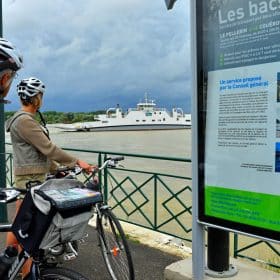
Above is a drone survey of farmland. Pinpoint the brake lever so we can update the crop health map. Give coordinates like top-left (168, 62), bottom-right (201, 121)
top-left (107, 160), bottom-right (116, 168)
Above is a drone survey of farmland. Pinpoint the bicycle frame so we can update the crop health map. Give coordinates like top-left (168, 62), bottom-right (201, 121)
top-left (2, 156), bottom-right (132, 280)
top-left (0, 221), bottom-right (34, 280)
top-left (0, 187), bottom-right (91, 280)
top-left (7, 251), bottom-right (29, 280)
top-left (47, 156), bottom-right (135, 280)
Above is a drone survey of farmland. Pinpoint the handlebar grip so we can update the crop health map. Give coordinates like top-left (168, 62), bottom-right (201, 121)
top-left (110, 156), bottom-right (124, 161)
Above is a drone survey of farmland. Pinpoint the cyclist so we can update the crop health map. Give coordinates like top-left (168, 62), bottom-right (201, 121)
top-left (6, 76), bottom-right (94, 279)
top-left (0, 38), bottom-right (23, 103)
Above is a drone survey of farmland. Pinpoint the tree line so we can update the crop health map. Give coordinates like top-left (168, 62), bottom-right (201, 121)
top-left (5, 110), bottom-right (106, 124)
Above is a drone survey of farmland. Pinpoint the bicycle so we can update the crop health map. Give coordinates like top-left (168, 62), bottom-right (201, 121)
top-left (47, 156), bottom-right (135, 280)
top-left (0, 188), bottom-right (90, 280)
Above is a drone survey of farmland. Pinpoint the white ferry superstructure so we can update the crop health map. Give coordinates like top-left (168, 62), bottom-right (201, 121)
top-left (56, 96), bottom-right (191, 132)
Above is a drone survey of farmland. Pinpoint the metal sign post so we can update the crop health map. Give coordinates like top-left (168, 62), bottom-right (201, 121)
top-left (191, 1), bottom-right (206, 279)
top-left (165, 1), bottom-right (207, 278)
top-left (0, 0), bottom-right (7, 223)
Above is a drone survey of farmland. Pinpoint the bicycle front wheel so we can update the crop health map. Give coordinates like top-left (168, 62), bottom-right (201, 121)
top-left (96, 208), bottom-right (134, 280)
top-left (40, 267), bottom-right (89, 280)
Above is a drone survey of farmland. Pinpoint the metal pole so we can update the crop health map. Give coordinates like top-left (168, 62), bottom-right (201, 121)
top-left (205, 227), bottom-right (238, 277)
top-left (207, 228), bottom-right (229, 271)
top-left (0, 0), bottom-right (7, 223)
top-left (191, 0), bottom-right (205, 279)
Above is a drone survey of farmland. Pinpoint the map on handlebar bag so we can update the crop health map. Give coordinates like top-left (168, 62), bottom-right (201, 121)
top-left (37, 187), bottom-right (103, 210)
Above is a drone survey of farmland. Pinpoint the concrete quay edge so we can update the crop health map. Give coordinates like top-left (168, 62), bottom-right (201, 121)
top-left (164, 257), bottom-right (279, 280)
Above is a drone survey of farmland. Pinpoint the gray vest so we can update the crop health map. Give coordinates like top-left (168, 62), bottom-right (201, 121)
top-left (6, 111), bottom-right (50, 175)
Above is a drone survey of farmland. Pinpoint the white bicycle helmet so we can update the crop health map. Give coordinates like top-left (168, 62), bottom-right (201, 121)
top-left (17, 77), bottom-right (46, 100)
top-left (0, 38), bottom-right (23, 71)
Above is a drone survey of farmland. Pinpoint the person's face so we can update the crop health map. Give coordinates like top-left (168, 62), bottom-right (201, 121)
top-left (39, 93), bottom-right (43, 108)
top-left (0, 71), bottom-right (16, 99)
top-left (35, 92), bottom-right (43, 110)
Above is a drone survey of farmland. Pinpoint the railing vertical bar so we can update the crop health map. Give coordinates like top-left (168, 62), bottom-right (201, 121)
top-left (103, 153), bottom-right (108, 204)
top-left (98, 152), bottom-right (102, 190)
top-left (9, 153), bottom-right (13, 186)
top-left (154, 174), bottom-right (157, 231)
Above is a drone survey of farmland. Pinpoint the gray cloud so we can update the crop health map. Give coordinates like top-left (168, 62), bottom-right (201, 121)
top-left (4, 0), bottom-right (190, 112)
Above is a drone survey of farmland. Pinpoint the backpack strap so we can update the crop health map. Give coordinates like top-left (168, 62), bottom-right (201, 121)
top-left (9, 111), bottom-right (50, 140)
top-left (8, 112), bottom-right (30, 129)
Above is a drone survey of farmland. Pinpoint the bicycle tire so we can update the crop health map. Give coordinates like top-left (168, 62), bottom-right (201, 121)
top-left (40, 267), bottom-right (89, 280)
top-left (96, 208), bottom-right (134, 280)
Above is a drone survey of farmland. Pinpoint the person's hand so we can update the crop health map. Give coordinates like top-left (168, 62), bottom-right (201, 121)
top-left (92, 165), bottom-right (99, 174)
top-left (77, 159), bottom-right (93, 174)
top-left (93, 176), bottom-right (99, 184)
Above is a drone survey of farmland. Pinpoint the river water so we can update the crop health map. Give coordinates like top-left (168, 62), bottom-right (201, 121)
top-left (6, 125), bottom-right (192, 168)
top-left (36, 126), bottom-right (193, 179)
top-left (47, 125), bottom-right (192, 159)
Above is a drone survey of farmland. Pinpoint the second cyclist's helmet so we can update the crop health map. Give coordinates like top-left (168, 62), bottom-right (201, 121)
top-left (17, 77), bottom-right (45, 100)
top-left (0, 38), bottom-right (23, 72)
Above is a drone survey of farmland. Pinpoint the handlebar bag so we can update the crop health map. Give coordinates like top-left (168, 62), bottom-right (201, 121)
top-left (12, 178), bottom-right (102, 254)
top-left (36, 179), bottom-right (103, 250)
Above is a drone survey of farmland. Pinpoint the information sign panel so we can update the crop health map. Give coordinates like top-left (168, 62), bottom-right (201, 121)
top-left (197, 0), bottom-right (280, 242)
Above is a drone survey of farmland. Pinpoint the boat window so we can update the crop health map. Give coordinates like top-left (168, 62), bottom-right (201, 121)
top-left (163, 118), bottom-right (165, 121)
top-left (142, 120), bottom-right (146, 122)
top-left (136, 120), bottom-right (139, 122)
top-left (177, 118), bottom-right (179, 121)
top-left (152, 120), bottom-right (155, 122)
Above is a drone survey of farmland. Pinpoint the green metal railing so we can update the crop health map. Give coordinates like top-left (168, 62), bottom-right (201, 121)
top-left (104, 166), bottom-right (193, 241)
top-left (233, 234), bottom-right (280, 271)
top-left (6, 152), bottom-right (13, 187)
top-left (5, 144), bottom-right (280, 271)
top-left (61, 147), bottom-right (193, 242)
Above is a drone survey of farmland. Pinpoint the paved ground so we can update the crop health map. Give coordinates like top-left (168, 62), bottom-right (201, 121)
top-left (64, 226), bottom-right (182, 280)
top-left (0, 204), bottom-right (183, 280)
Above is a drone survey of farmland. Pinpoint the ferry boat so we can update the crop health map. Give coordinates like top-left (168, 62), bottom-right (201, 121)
top-left (55, 96), bottom-right (191, 132)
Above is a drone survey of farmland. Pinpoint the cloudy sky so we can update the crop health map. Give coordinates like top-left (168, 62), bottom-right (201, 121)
top-left (3, 0), bottom-right (190, 112)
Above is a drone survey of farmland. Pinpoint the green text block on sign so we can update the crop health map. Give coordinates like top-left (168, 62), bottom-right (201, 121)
top-left (205, 186), bottom-right (280, 232)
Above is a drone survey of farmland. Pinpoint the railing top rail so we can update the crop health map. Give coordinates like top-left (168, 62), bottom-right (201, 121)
top-left (5, 142), bottom-right (191, 163)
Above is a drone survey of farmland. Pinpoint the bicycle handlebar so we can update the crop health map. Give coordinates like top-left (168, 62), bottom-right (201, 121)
top-left (106, 156), bottom-right (124, 161)
top-left (48, 156), bottom-right (125, 179)
top-left (0, 157), bottom-right (125, 202)
top-left (57, 166), bottom-right (82, 175)
top-left (97, 156), bottom-right (124, 171)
